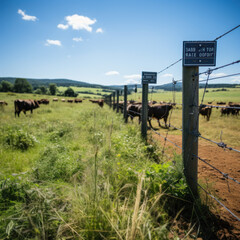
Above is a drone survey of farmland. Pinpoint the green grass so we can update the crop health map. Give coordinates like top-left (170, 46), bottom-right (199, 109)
top-left (0, 92), bottom-right (195, 239)
top-left (57, 86), bottom-right (112, 98)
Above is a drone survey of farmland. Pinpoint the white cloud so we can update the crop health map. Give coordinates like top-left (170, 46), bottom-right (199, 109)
top-left (96, 28), bottom-right (103, 33)
top-left (105, 71), bottom-right (120, 76)
top-left (124, 74), bottom-right (141, 79)
top-left (231, 76), bottom-right (240, 83)
top-left (210, 72), bottom-right (227, 78)
top-left (124, 79), bottom-right (139, 84)
top-left (18, 9), bottom-right (37, 21)
top-left (73, 37), bottom-right (83, 42)
top-left (57, 24), bottom-right (69, 30)
top-left (64, 14), bottom-right (96, 32)
top-left (161, 73), bottom-right (173, 78)
top-left (45, 39), bottom-right (62, 46)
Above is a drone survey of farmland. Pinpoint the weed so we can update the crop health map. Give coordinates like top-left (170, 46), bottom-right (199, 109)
top-left (33, 144), bottom-right (84, 182)
top-left (3, 128), bottom-right (38, 151)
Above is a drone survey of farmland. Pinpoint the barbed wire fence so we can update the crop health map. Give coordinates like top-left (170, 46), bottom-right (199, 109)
top-left (104, 24), bottom-right (240, 222)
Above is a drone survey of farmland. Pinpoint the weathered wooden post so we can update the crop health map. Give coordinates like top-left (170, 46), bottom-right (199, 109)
top-left (182, 41), bottom-right (216, 196)
top-left (124, 85), bottom-right (128, 123)
top-left (109, 94), bottom-right (112, 108)
top-left (141, 83), bottom-right (148, 139)
top-left (113, 92), bottom-right (116, 110)
top-left (182, 66), bottom-right (199, 196)
top-left (141, 72), bottom-right (157, 140)
top-left (116, 90), bottom-right (119, 113)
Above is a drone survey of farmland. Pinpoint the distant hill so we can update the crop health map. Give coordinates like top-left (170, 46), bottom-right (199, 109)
top-left (1, 77), bottom-right (239, 92)
top-left (0, 77), bottom-right (115, 90)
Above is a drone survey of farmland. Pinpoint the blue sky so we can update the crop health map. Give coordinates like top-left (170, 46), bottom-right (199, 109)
top-left (1, 0), bottom-right (240, 86)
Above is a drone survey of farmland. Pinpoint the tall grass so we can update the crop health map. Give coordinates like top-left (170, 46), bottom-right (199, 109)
top-left (0, 92), bottom-right (219, 239)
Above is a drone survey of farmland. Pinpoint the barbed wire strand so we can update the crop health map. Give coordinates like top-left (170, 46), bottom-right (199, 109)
top-left (157, 58), bottom-right (182, 75)
top-left (197, 60), bottom-right (240, 76)
top-left (199, 72), bottom-right (240, 83)
top-left (150, 127), bottom-right (183, 151)
top-left (197, 134), bottom-right (240, 153)
top-left (214, 24), bottom-right (240, 41)
top-left (194, 154), bottom-right (240, 184)
top-left (198, 184), bottom-right (240, 222)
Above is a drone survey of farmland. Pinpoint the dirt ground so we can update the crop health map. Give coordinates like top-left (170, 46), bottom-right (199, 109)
top-left (151, 132), bottom-right (240, 239)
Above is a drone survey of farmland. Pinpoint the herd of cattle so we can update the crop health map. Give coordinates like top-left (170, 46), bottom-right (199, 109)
top-left (0, 99), bottom-right (239, 124)
top-left (0, 98), bottom-right (105, 117)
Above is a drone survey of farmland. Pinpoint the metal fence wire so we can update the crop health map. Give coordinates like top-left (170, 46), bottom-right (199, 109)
top-left (105, 24), bottom-right (240, 222)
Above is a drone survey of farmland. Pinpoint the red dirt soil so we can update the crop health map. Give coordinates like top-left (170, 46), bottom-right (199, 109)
top-left (151, 133), bottom-right (240, 239)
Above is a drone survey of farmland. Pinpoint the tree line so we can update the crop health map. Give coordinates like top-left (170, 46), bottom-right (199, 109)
top-left (0, 78), bottom-right (78, 97)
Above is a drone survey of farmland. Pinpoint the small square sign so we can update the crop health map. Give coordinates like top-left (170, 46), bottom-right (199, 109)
top-left (142, 72), bottom-right (157, 84)
top-left (183, 41), bottom-right (217, 66)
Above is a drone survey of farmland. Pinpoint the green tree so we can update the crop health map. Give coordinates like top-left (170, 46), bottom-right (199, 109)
top-left (49, 83), bottom-right (57, 95)
top-left (0, 80), bottom-right (13, 92)
top-left (14, 78), bottom-right (32, 93)
top-left (40, 86), bottom-right (47, 94)
top-left (64, 87), bottom-right (78, 97)
top-left (34, 88), bottom-right (42, 94)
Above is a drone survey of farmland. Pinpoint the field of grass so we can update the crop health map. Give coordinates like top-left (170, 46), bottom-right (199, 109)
top-left (0, 92), bottom-right (197, 239)
top-left (58, 86), bottom-right (112, 98)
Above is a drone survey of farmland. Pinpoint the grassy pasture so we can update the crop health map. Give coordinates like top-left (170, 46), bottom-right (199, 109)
top-left (0, 92), bottom-right (194, 239)
top-left (58, 86), bottom-right (112, 98)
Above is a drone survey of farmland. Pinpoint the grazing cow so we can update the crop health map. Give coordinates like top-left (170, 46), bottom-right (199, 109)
top-left (221, 107), bottom-right (231, 116)
top-left (98, 100), bottom-right (104, 107)
top-left (38, 99), bottom-right (49, 104)
top-left (199, 105), bottom-right (212, 121)
top-left (208, 100), bottom-right (214, 104)
top-left (74, 99), bottom-right (82, 103)
top-left (53, 98), bottom-right (58, 102)
top-left (127, 104), bottom-right (142, 123)
top-left (61, 99), bottom-right (65, 102)
top-left (67, 99), bottom-right (73, 103)
top-left (90, 99), bottom-right (104, 107)
top-left (148, 104), bottom-right (173, 128)
top-left (229, 103), bottom-right (240, 116)
top-left (217, 101), bottom-right (226, 105)
top-left (14, 99), bottom-right (40, 117)
top-left (148, 100), bottom-right (157, 105)
top-left (0, 101), bottom-right (8, 106)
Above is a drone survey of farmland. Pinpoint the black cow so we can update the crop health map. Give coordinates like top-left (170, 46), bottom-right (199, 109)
top-left (127, 104), bottom-right (142, 123)
top-left (14, 99), bottom-right (40, 117)
top-left (148, 104), bottom-right (173, 128)
top-left (0, 101), bottom-right (8, 106)
top-left (199, 105), bottom-right (212, 121)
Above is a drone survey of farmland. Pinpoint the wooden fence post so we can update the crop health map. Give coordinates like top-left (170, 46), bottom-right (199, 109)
top-left (141, 83), bottom-right (148, 140)
top-left (113, 92), bottom-right (116, 110)
top-left (116, 90), bottom-right (119, 113)
top-left (182, 66), bottom-right (199, 196)
top-left (124, 85), bottom-right (128, 123)
top-left (109, 94), bottom-right (112, 108)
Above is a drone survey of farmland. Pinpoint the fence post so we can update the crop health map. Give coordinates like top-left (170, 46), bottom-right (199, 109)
top-left (109, 94), bottom-right (112, 108)
top-left (124, 85), bottom-right (128, 123)
top-left (182, 66), bottom-right (199, 197)
top-left (141, 83), bottom-right (148, 140)
top-left (113, 92), bottom-right (116, 110)
top-left (116, 90), bottom-right (119, 113)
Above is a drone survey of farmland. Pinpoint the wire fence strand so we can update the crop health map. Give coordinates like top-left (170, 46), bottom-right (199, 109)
top-left (214, 24), bottom-right (240, 41)
top-left (198, 184), bottom-right (240, 222)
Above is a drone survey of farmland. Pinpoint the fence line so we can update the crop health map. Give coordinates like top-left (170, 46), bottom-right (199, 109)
top-left (214, 24), bottom-right (240, 41)
top-left (197, 60), bottom-right (240, 77)
top-left (198, 184), bottom-right (240, 221)
top-left (104, 24), bottom-right (240, 221)
top-left (197, 134), bottom-right (240, 153)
